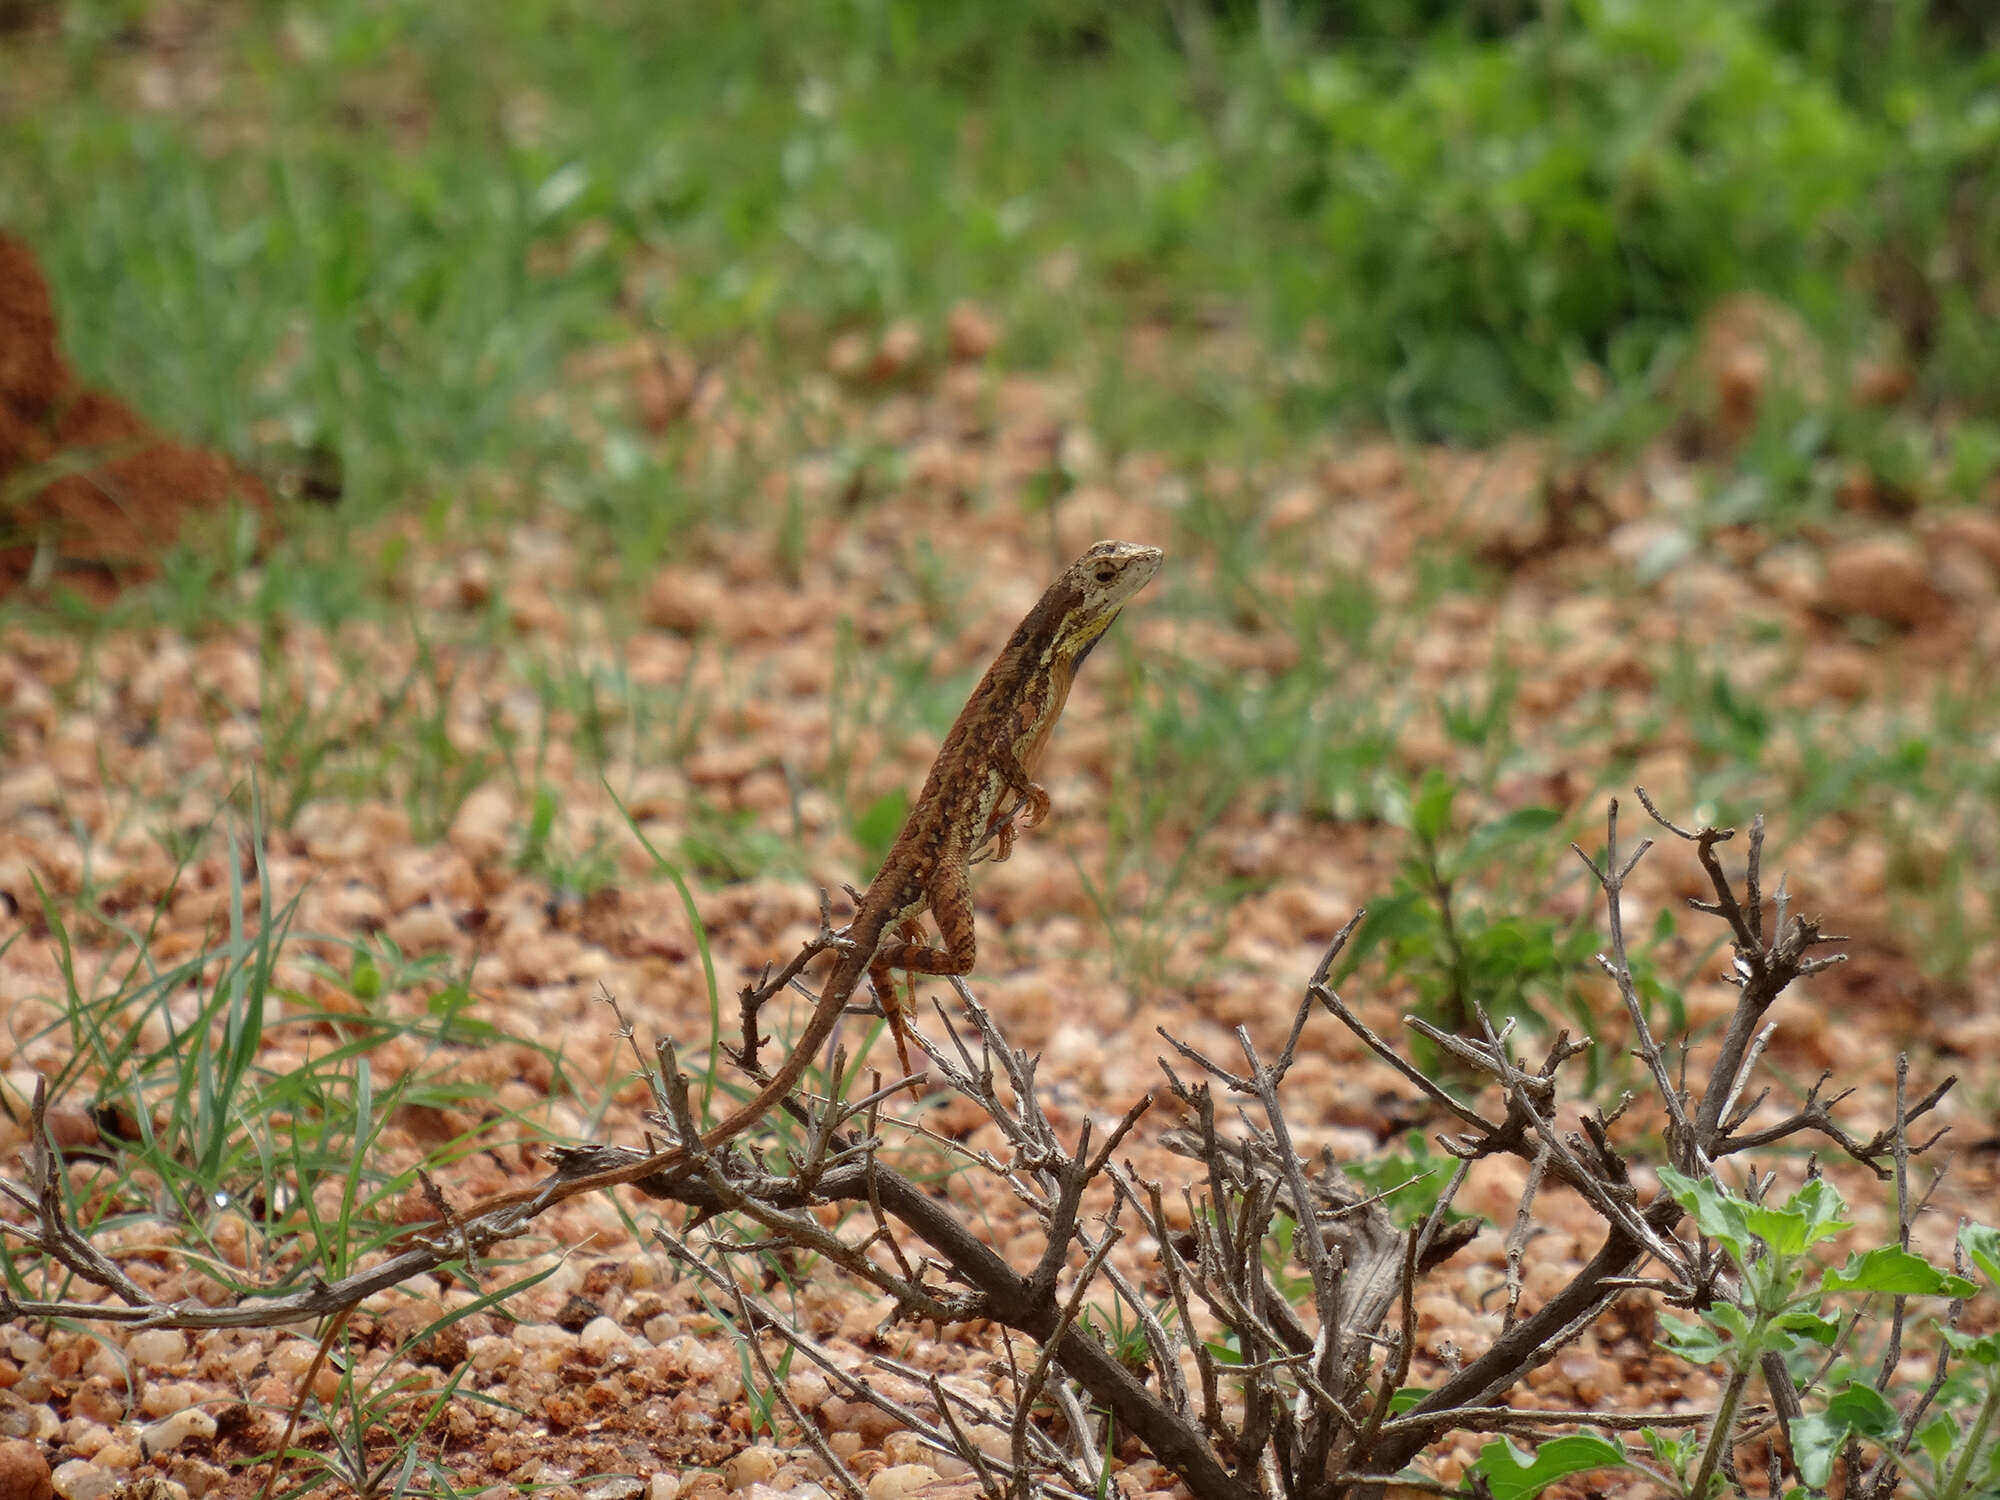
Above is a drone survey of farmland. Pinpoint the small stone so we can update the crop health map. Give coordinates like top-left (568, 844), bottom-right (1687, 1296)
top-left (720, 1447), bottom-right (778, 1490)
top-left (57, 1422), bottom-right (107, 1458)
top-left (641, 1312), bottom-right (677, 1346)
top-left (49, 1461), bottom-right (112, 1500)
top-left (870, 320), bottom-right (924, 382)
top-left (1749, 544), bottom-right (1820, 607)
top-left (825, 331), bottom-right (870, 379)
top-left (383, 902), bottom-right (458, 955)
top-left (39, 1107), bottom-right (101, 1154)
top-left (642, 567), bottom-right (726, 636)
top-left (1264, 482), bottom-right (1322, 532)
top-left (265, 1340), bottom-right (316, 1379)
top-left (782, 1370), bottom-right (829, 1412)
top-left (1557, 1348), bottom-right (1612, 1404)
top-left (453, 553), bottom-right (494, 610)
top-left (167, 1458), bottom-right (226, 1499)
top-left (138, 1382), bottom-right (197, 1418)
top-left (0, 1400), bottom-right (49, 1448)
top-left (1929, 509), bottom-right (2000, 575)
top-left (581, 1480), bottom-right (645, 1500)
top-left (881, 1432), bottom-right (929, 1466)
top-left (139, 1407), bottom-right (215, 1458)
top-left (1819, 534), bottom-right (1944, 627)
top-left (0, 1439), bottom-right (52, 1500)
top-left (467, 1335), bottom-right (521, 1374)
top-left (945, 301), bottom-right (999, 362)
top-left (83, 1444), bottom-right (133, 1474)
top-left (865, 1464), bottom-right (942, 1500)
top-left (1851, 358), bottom-right (1914, 406)
top-left (0, 766), bottom-right (58, 820)
top-left (447, 783), bottom-right (515, 866)
top-left (577, 1317), bottom-right (630, 1361)
top-left (1803, 645), bottom-right (1873, 702)
top-left (554, 1295), bottom-right (602, 1334)
top-left (1933, 545), bottom-right (1996, 601)
top-left (122, 1330), bottom-right (186, 1372)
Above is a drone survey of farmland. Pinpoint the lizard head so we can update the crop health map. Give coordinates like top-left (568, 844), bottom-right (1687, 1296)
top-left (1046, 539), bottom-right (1163, 665)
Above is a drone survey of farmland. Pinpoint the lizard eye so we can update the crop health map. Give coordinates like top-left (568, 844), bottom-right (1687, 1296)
top-left (1094, 567), bottom-right (1117, 584)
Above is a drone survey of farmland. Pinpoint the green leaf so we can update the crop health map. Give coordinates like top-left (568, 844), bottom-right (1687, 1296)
top-left (1340, 891), bottom-right (1431, 976)
top-left (1389, 1387), bottom-right (1431, 1414)
top-left (1709, 1303), bottom-right (1753, 1346)
top-left (1778, 1177), bottom-right (1853, 1249)
top-left (1658, 1166), bottom-right (1754, 1261)
top-left (1454, 806), bottom-right (1563, 875)
top-left (1824, 1246), bottom-right (1976, 1298)
top-left (1940, 1327), bottom-right (2000, 1367)
top-left (1639, 1425), bottom-right (1698, 1473)
top-left (1822, 1382), bottom-right (1899, 1440)
top-left (1658, 1310), bottom-right (1730, 1365)
top-left (1742, 1202), bottom-right (1813, 1257)
top-left (1960, 1223), bottom-right (2000, 1288)
top-left (1774, 1310), bottom-right (1841, 1346)
top-left (1735, 1176), bottom-right (1851, 1256)
top-left (1791, 1384), bottom-right (1900, 1488)
top-left (1790, 1412), bottom-right (1844, 1489)
top-left (1410, 768), bottom-right (1457, 845)
top-left (1917, 1415), bottom-right (1955, 1467)
top-left (1470, 1435), bottom-right (1630, 1500)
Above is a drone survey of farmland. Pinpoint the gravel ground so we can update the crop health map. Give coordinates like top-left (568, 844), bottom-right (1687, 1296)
top-left (3, 313), bottom-right (1997, 1498)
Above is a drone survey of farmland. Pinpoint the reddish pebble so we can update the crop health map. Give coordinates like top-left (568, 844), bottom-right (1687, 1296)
top-left (0, 1439), bottom-right (53, 1500)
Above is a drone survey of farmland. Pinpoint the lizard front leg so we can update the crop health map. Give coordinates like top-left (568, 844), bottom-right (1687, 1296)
top-left (977, 740), bottom-right (1051, 865)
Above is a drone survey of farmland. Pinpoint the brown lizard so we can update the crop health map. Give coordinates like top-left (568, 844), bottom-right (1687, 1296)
top-left (405, 539), bottom-right (1161, 1235)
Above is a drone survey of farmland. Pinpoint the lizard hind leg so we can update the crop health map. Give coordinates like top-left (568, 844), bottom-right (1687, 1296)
top-left (870, 921), bottom-right (929, 1094)
top-left (870, 866), bottom-right (978, 1100)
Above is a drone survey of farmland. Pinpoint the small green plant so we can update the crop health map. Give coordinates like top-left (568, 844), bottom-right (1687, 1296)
top-left (1345, 1130), bottom-right (1475, 1231)
top-left (514, 779), bottom-right (619, 897)
top-left (15, 812), bottom-right (562, 1295)
top-left (1343, 769), bottom-right (1594, 1049)
top-left (1653, 1168), bottom-right (1994, 1500)
top-left (1467, 1433), bottom-right (1634, 1500)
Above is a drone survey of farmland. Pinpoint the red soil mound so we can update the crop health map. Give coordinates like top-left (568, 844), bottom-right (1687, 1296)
top-left (0, 232), bottom-right (269, 599)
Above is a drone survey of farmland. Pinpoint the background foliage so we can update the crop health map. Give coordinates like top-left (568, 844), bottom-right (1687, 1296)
top-left (5, 0), bottom-right (1997, 510)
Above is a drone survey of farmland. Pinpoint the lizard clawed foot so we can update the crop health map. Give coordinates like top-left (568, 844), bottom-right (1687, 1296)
top-left (1019, 782), bottom-right (1051, 829)
top-left (976, 814), bottom-right (1017, 866)
top-left (976, 782), bottom-right (1050, 866)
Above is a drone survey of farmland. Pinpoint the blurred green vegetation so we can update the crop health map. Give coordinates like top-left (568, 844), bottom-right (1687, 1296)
top-left (3, 0), bottom-right (1996, 511)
